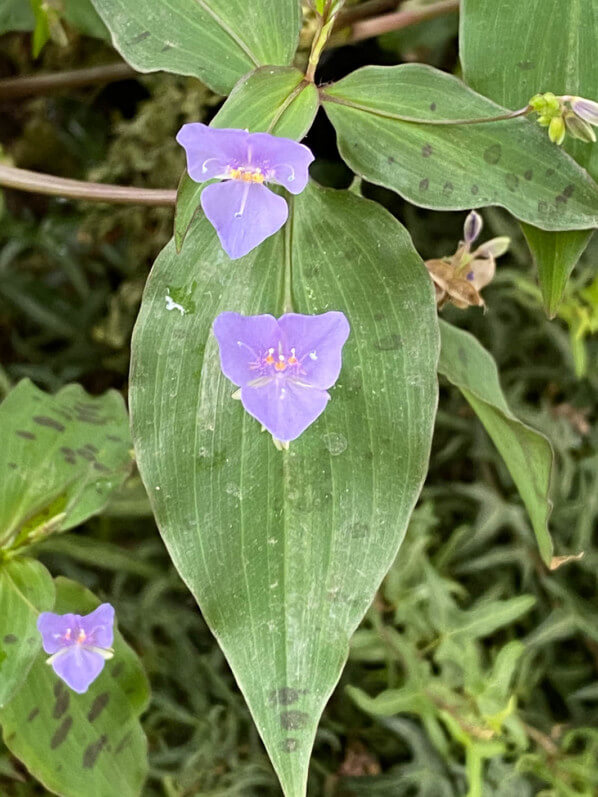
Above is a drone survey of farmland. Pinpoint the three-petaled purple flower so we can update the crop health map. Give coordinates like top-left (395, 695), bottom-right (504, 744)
top-left (213, 311), bottom-right (350, 443)
top-left (37, 604), bottom-right (115, 694)
top-left (176, 124), bottom-right (314, 259)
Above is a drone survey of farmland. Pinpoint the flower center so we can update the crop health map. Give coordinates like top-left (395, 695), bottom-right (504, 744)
top-left (228, 166), bottom-right (265, 184)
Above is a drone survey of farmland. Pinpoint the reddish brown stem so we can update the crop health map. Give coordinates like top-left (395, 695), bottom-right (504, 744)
top-left (349, 0), bottom-right (460, 43)
top-left (0, 164), bottom-right (176, 206)
top-left (0, 62), bottom-right (137, 100)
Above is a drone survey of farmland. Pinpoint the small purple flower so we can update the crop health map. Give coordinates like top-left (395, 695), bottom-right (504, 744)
top-left (570, 97), bottom-right (598, 126)
top-left (176, 124), bottom-right (314, 260)
top-left (37, 604), bottom-right (115, 694)
top-left (213, 311), bottom-right (350, 443)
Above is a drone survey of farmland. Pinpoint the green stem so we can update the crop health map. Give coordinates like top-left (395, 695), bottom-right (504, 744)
top-left (282, 195), bottom-right (295, 313)
top-left (321, 92), bottom-right (532, 126)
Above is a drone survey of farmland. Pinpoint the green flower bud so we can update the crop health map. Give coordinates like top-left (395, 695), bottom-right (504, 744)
top-left (548, 115), bottom-right (566, 145)
top-left (529, 94), bottom-right (546, 111)
top-left (537, 115), bottom-right (551, 127)
top-left (544, 92), bottom-right (561, 112)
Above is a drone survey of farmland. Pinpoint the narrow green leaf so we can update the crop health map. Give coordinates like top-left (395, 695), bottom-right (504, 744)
top-left (0, 558), bottom-right (55, 708)
top-left (521, 226), bottom-right (593, 318)
top-left (0, 379), bottom-right (132, 550)
top-left (438, 320), bottom-right (554, 564)
top-left (175, 66), bottom-right (318, 252)
top-left (90, 0), bottom-right (302, 95)
top-left (131, 181), bottom-right (439, 796)
top-left (322, 64), bottom-right (598, 230)
top-left (461, 0), bottom-right (598, 313)
top-left (0, 577), bottom-right (149, 797)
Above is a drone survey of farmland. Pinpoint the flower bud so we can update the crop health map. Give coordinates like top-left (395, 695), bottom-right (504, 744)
top-left (548, 116), bottom-right (566, 145)
top-left (463, 210), bottom-right (483, 244)
top-left (570, 97), bottom-right (598, 126)
top-left (476, 236), bottom-right (510, 258)
top-left (565, 113), bottom-right (596, 143)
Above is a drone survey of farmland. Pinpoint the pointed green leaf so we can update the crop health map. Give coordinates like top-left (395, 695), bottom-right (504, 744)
top-left (175, 66), bottom-right (318, 252)
top-left (322, 64), bottom-right (598, 230)
top-left (0, 577), bottom-right (149, 797)
top-left (131, 181), bottom-right (439, 796)
top-left (461, 0), bottom-right (598, 313)
top-left (521, 226), bottom-right (593, 318)
top-left (89, 0), bottom-right (302, 94)
top-left (0, 558), bottom-right (55, 708)
top-left (0, 380), bottom-right (132, 551)
top-left (438, 320), bottom-right (554, 564)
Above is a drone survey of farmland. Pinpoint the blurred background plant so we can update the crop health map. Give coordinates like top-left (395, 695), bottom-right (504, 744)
top-left (1, 2), bottom-right (597, 794)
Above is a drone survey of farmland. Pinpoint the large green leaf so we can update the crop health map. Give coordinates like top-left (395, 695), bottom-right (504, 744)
top-left (0, 577), bottom-right (149, 797)
top-left (175, 65), bottom-right (318, 252)
top-left (0, 380), bottom-right (132, 551)
top-left (0, 558), bottom-right (55, 708)
top-left (461, 0), bottom-right (598, 315)
top-left (438, 320), bottom-right (554, 564)
top-left (322, 64), bottom-right (598, 231)
top-left (130, 181), bottom-right (439, 796)
top-left (90, 0), bottom-right (302, 95)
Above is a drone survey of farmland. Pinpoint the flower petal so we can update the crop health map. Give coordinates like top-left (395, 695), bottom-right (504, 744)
top-left (570, 97), bottom-right (598, 126)
top-left (213, 312), bottom-right (280, 387)
top-left (37, 612), bottom-right (78, 654)
top-left (241, 380), bottom-right (330, 442)
top-left (176, 124), bottom-right (250, 182)
top-left (245, 132), bottom-right (314, 194)
top-left (278, 312), bottom-right (350, 389)
top-left (51, 646), bottom-right (106, 693)
top-left (81, 603), bottom-right (115, 649)
top-left (201, 181), bottom-right (288, 259)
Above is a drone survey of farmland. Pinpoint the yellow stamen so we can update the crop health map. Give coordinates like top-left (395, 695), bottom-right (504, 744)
top-left (229, 167), bottom-right (265, 184)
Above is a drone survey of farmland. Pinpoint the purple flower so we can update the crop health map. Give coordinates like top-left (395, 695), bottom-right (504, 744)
top-left (176, 124), bottom-right (314, 260)
top-left (213, 311), bottom-right (350, 443)
top-left (37, 604), bottom-right (115, 694)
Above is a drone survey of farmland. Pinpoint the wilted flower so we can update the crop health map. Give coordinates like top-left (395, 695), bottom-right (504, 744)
top-left (425, 211), bottom-right (509, 310)
top-left (37, 604), bottom-right (115, 693)
top-left (529, 92), bottom-right (598, 145)
top-left (213, 311), bottom-right (350, 445)
top-left (176, 124), bottom-right (314, 259)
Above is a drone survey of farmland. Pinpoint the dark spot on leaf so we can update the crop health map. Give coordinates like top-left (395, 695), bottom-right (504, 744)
top-left (538, 199), bottom-right (548, 213)
top-left (53, 681), bottom-right (65, 698)
top-left (27, 707), bottom-right (40, 722)
top-left (375, 334), bottom-right (401, 351)
top-left (84, 444), bottom-right (99, 453)
top-left (419, 178), bottom-right (429, 191)
top-left (93, 462), bottom-right (110, 472)
top-left (373, 312), bottom-right (385, 321)
top-left (60, 447), bottom-right (75, 457)
top-left (77, 448), bottom-right (95, 461)
top-left (471, 184), bottom-right (479, 195)
top-left (160, 43), bottom-right (173, 52)
top-left (281, 738), bottom-right (299, 753)
top-left (64, 456), bottom-right (77, 465)
top-left (269, 688), bottom-right (305, 706)
top-left (3, 634), bottom-right (18, 644)
top-left (76, 414), bottom-right (106, 425)
top-left (443, 181), bottom-right (454, 195)
top-left (88, 693), bottom-right (110, 723)
top-left (421, 144), bottom-right (432, 158)
top-left (8, 462), bottom-right (17, 469)
top-left (111, 662), bottom-right (124, 678)
top-left (518, 60), bottom-right (535, 70)
top-left (430, 102), bottom-right (436, 111)
top-left (83, 734), bottom-right (108, 769)
top-left (524, 169), bottom-right (533, 180)
top-left (107, 435), bottom-right (123, 443)
top-left (562, 184), bottom-right (575, 198)
top-left (50, 717), bottom-right (73, 749)
top-left (115, 732), bottom-right (132, 755)
top-left (545, 168), bottom-right (555, 177)
top-left (16, 430), bottom-right (35, 440)
top-left (130, 31), bottom-right (151, 44)
top-left (483, 144), bottom-right (502, 165)
top-left (280, 711), bottom-right (309, 730)
top-left (348, 521), bottom-right (370, 538)
top-left (53, 688), bottom-right (70, 719)
top-left (56, 409), bottom-right (73, 421)
top-left (387, 155), bottom-right (395, 164)
top-left (505, 173), bottom-right (519, 191)
top-left (33, 416), bottom-right (65, 432)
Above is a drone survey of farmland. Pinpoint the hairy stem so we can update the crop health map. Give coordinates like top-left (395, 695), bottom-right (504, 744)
top-left (0, 62), bottom-right (137, 99)
top-left (0, 164), bottom-right (177, 206)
